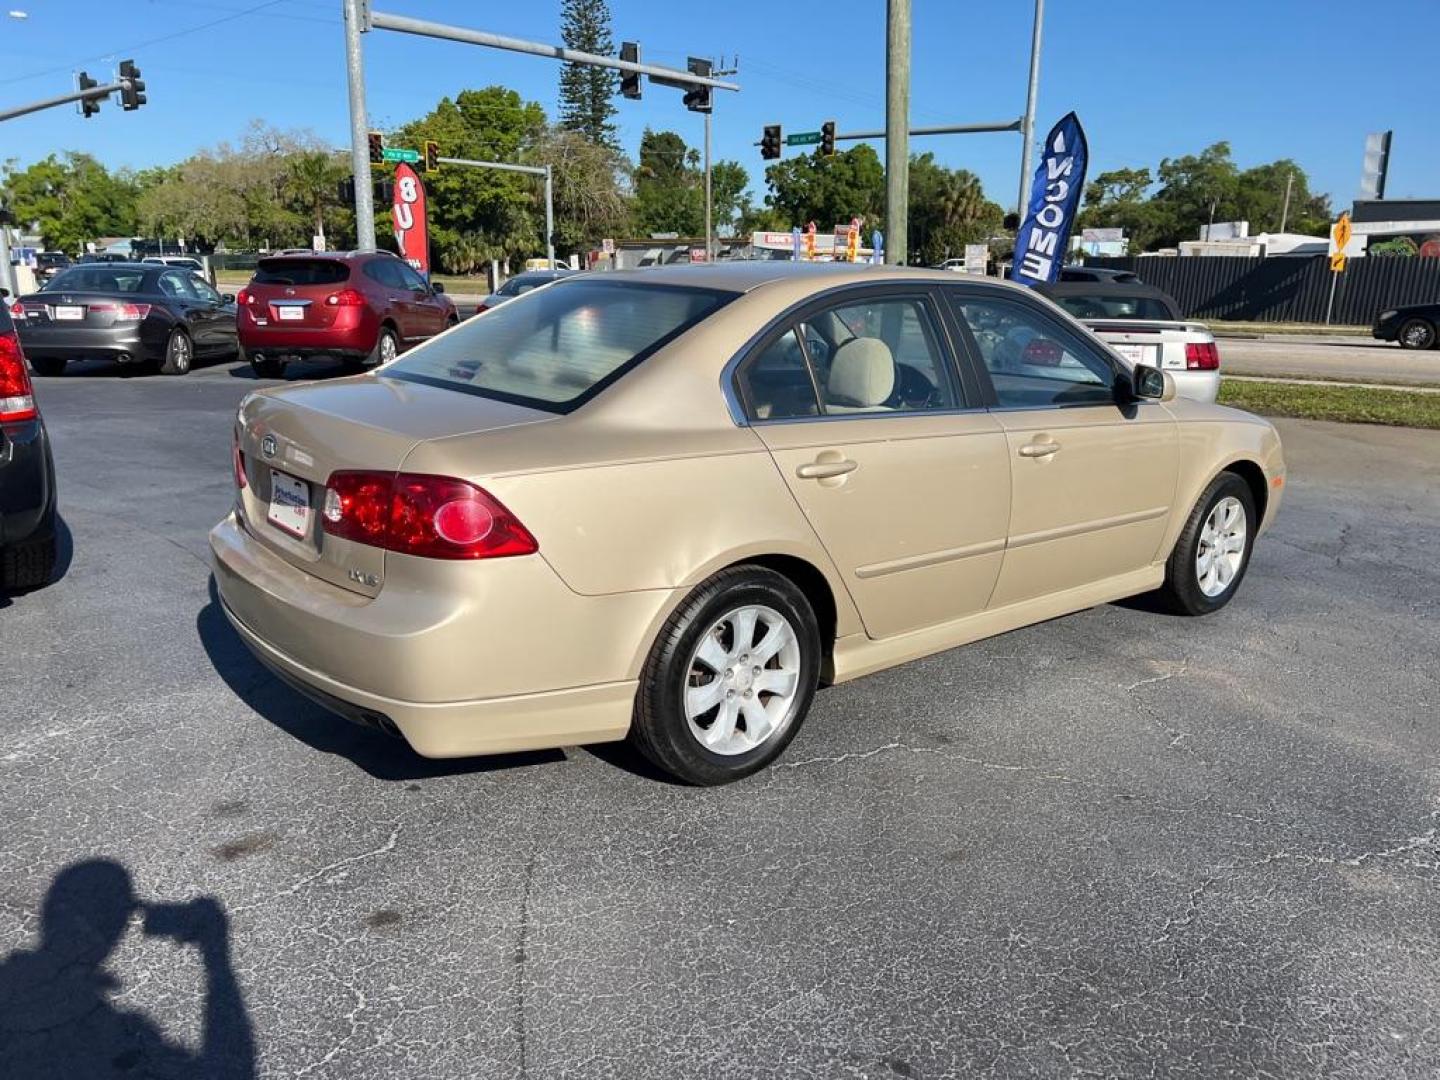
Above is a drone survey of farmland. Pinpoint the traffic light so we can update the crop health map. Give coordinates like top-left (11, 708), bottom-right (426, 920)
top-left (118, 59), bottom-right (146, 111)
top-left (375, 180), bottom-right (394, 204)
top-left (423, 140), bottom-right (439, 173)
top-left (761, 124), bottom-right (782, 161)
top-left (820, 120), bottom-right (836, 157)
top-left (683, 57), bottom-right (712, 114)
top-left (620, 41), bottom-right (642, 100)
top-left (77, 72), bottom-right (101, 118)
top-left (367, 131), bottom-right (384, 165)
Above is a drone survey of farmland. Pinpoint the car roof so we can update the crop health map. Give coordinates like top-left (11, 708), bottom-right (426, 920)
top-left (258, 250), bottom-right (397, 261)
top-left (1036, 281), bottom-right (1177, 303)
top-left (597, 261), bottom-right (1034, 295)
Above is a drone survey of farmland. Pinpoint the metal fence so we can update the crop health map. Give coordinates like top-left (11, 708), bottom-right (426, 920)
top-left (1088, 255), bottom-right (1440, 325)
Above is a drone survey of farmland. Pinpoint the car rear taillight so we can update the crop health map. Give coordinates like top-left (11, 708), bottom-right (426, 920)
top-left (237, 289), bottom-right (252, 306)
top-left (88, 302), bottom-right (152, 321)
top-left (232, 434), bottom-right (247, 490)
top-left (1185, 342), bottom-right (1220, 370)
top-left (322, 471), bottom-right (538, 560)
top-left (8, 301), bottom-right (25, 320)
top-left (1022, 338), bottom-right (1064, 366)
top-left (326, 289), bottom-right (366, 307)
top-left (0, 332), bottom-right (38, 423)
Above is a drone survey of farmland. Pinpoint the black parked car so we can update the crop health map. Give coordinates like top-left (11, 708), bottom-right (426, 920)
top-left (1059, 266), bottom-right (1141, 285)
top-left (13, 263), bottom-right (239, 376)
top-left (0, 302), bottom-right (57, 592)
top-left (1373, 302), bottom-right (1440, 350)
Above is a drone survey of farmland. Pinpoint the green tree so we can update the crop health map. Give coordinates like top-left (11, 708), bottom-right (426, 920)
top-left (1151, 142), bottom-right (1240, 246)
top-left (525, 126), bottom-right (630, 255)
top-left (633, 128), bottom-right (702, 235)
top-left (1, 153), bottom-right (140, 253)
top-left (392, 87), bottom-right (549, 272)
top-left (1231, 160), bottom-right (1331, 237)
top-left (558, 0), bottom-right (617, 149)
top-left (907, 153), bottom-right (1000, 265)
top-left (762, 144), bottom-right (885, 233)
top-left (287, 151), bottom-right (346, 249)
top-left (1078, 166), bottom-right (1171, 253)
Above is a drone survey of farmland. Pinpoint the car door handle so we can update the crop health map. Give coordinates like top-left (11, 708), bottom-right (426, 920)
top-left (1018, 439), bottom-right (1062, 458)
top-left (796, 459), bottom-right (858, 479)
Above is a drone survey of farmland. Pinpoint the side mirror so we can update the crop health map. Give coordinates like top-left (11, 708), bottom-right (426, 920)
top-left (1132, 363), bottom-right (1177, 403)
top-left (430, 282), bottom-right (445, 294)
top-left (221, 293), bottom-right (236, 303)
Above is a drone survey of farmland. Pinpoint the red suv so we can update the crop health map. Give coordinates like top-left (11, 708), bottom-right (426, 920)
top-left (237, 251), bottom-right (457, 378)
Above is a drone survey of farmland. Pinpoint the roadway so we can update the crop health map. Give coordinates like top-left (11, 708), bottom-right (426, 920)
top-left (1219, 335), bottom-right (1439, 386)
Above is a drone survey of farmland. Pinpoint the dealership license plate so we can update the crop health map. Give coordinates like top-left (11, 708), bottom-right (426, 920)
top-left (266, 470), bottom-right (310, 538)
top-left (52, 305), bottom-right (84, 320)
top-left (276, 305), bottom-right (306, 321)
top-left (1111, 343), bottom-right (1156, 366)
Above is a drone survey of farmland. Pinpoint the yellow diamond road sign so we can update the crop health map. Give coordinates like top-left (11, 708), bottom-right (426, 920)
top-left (1332, 212), bottom-right (1352, 252)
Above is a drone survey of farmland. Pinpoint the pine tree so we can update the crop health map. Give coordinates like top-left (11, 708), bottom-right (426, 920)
top-left (558, 0), bottom-right (618, 149)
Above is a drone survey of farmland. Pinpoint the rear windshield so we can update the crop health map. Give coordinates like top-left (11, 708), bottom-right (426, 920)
top-left (1054, 294), bottom-right (1174, 320)
top-left (385, 280), bottom-right (733, 413)
top-left (42, 267), bottom-right (149, 293)
top-left (497, 274), bottom-right (555, 297)
top-left (252, 259), bottom-right (349, 286)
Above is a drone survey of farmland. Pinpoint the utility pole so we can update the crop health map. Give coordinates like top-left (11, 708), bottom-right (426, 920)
top-left (885, 0), bottom-right (911, 265)
top-left (1016, 0), bottom-right (1045, 218)
top-left (1279, 170), bottom-right (1294, 234)
top-left (544, 164), bottom-right (555, 269)
top-left (342, 0), bottom-right (377, 251)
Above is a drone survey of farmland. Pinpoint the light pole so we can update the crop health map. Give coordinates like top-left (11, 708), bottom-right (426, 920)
top-left (1016, 0), bottom-right (1045, 217)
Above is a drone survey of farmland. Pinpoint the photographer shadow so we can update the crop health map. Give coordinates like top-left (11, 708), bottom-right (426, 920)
top-left (0, 859), bottom-right (255, 1080)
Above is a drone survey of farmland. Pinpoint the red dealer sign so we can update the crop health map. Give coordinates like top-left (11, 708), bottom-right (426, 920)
top-left (391, 162), bottom-right (430, 276)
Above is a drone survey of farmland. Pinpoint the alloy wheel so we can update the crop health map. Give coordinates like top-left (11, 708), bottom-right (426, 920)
top-left (1196, 495), bottom-right (1247, 598)
top-left (683, 604), bottom-right (802, 756)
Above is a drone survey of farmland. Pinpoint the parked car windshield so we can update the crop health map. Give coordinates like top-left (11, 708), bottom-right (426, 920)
top-left (385, 280), bottom-right (733, 412)
top-left (1052, 294), bottom-right (1175, 320)
top-left (252, 259), bottom-right (350, 286)
top-left (41, 267), bottom-right (149, 293)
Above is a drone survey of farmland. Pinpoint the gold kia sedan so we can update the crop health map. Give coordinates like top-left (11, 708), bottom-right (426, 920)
top-left (212, 263), bottom-right (1284, 784)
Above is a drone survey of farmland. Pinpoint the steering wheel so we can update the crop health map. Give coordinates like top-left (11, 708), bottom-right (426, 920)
top-left (886, 363), bottom-right (940, 410)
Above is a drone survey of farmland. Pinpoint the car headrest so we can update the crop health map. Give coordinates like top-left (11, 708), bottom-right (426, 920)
top-left (827, 337), bottom-right (895, 407)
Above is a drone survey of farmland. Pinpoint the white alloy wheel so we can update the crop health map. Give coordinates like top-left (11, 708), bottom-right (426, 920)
top-left (1196, 495), bottom-right (1247, 598)
top-left (683, 604), bottom-right (802, 756)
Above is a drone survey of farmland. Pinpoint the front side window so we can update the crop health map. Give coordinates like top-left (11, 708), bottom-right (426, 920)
top-left (953, 295), bottom-right (1117, 409)
top-left (384, 280), bottom-right (732, 412)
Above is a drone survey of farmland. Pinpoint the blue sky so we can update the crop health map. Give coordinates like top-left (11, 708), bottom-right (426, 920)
top-left (3, 0), bottom-right (1437, 214)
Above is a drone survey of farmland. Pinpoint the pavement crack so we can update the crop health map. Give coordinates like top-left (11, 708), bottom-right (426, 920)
top-left (233, 825), bottom-right (401, 913)
top-left (514, 851), bottom-right (535, 1078)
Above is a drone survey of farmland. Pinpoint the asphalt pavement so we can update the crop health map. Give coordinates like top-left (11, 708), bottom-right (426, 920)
top-left (2, 357), bottom-right (1438, 1078)
top-left (1219, 335), bottom-right (1440, 386)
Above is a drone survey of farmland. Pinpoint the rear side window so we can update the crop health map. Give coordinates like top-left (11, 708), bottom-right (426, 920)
top-left (42, 267), bottom-right (148, 293)
top-left (253, 259), bottom-right (349, 286)
top-left (385, 280), bottom-right (733, 413)
top-left (1053, 294), bottom-right (1174, 320)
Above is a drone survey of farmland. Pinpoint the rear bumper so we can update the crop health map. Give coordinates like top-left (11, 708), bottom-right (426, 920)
top-left (238, 312), bottom-right (377, 358)
top-left (0, 417), bottom-right (57, 547)
top-left (209, 512), bottom-right (674, 757)
top-left (18, 325), bottom-right (154, 363)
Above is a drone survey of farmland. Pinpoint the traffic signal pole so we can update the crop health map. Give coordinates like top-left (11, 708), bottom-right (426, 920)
top-left (0, 77), bottom-right (133, 124)
top-left (343, 0), bottom-right (377, 250)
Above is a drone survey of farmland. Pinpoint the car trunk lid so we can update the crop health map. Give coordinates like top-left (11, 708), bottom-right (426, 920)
top-left (242, 257), bottom-right (354, 330)
top-left (236, 376), bottom-right (554, 597)
top-left (1083, 319), bottom-right (1217, 374)
top-left (14, 291), bottom-right (154, 332)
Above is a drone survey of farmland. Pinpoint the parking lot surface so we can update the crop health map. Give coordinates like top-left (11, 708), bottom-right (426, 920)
top-left (2, 359), bottom-right (1438, 1078)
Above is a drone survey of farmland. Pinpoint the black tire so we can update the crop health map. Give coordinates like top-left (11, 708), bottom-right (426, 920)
top-left (367, 326), bottom-right (399, 368)
top-left (158, 328), bottom-right (193, 375)
top-left (1153, 472), bottom-right (1257, 616)
top-left (28, 356), bottom-right (65, 377)
top-left (1397, 318), bottom-right (1437, 351)
top-left (248, 352), bottom-right (285, 379)
top-left (630, 565), bottom-right (822, 785)
top-left (1, 534), bottom-right (57, 593)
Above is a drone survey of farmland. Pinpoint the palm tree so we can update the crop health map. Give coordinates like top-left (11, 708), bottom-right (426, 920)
top-left (287, 152), bottom-right (342, 249)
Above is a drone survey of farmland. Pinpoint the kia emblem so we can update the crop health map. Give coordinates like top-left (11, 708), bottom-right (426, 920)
top-left (261, 434), bottom-right (277, 458)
